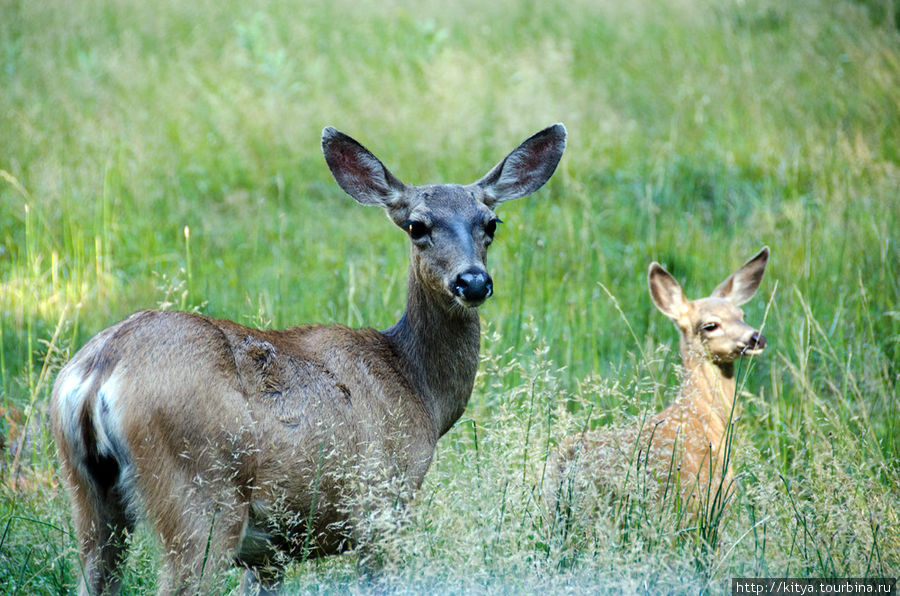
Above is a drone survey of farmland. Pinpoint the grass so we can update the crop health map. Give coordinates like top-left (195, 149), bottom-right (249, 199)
top-left (1, 0), bottom-right (898, 592)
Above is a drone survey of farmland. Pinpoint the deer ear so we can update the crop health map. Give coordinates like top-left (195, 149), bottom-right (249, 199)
top-left (322, 127), bottom-right (408, 208)
top-left (712, 246), bottom-right (769, 305)
top-left (648, 263), bottom-right (688, 319)
top-left (472, 123), bottom-right (567, 208)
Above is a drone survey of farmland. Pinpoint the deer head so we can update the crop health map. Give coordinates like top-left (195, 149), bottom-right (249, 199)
top-left (648, 247), bottom-right (769, 364)
top-left (322, 124), bottom-right (567, 309)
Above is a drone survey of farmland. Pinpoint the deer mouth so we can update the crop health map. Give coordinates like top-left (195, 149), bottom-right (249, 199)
top-left (452, 292), bottom-right (491, 309)
top-left (740, 331), bottom-right (766, 356)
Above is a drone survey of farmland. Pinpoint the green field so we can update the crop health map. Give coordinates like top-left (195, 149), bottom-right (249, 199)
top-left (2, 0), bottom-right (898, 592)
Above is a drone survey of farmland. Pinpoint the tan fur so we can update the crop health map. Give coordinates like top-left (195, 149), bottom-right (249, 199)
top-left (547, 247), bottom-right (769, 516)
top-left (50, 124), bottom-right (566, 595)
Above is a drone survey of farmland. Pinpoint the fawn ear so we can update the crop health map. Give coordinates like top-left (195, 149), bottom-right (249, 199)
top-left (322, 127), bottom-right (408, 209)
top-left (648, 262), bottom-right (688, 319)
top-left (472, 123), bottom-right (567, 208)
top-left (712, 246), bottom-right (769, 305)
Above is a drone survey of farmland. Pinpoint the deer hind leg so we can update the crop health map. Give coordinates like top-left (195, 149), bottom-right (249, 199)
top-left (129, 430), bottom-right (254, 596)
top-left (61, 458), bottom-right (134, 596)
top-left (143, 468), bottom-right (251, 595)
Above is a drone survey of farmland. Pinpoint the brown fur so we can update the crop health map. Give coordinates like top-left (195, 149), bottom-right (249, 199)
top-left (546, 247), bottom-right (769, 517)
top-left (50, 124), bottom-right (566, 594)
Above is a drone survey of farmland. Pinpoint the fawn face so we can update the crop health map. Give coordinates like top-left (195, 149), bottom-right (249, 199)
top-left (686, 297), bottom-right (766, 364)
top-left (649, 247), bottom-right (769, 365)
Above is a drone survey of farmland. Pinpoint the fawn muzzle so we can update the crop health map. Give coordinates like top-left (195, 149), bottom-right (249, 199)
top-left (743, 330), bottom-right (766, 354)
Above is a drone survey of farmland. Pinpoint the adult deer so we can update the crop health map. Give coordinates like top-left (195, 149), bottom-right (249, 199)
top-left (51, 124), bottom-right (566, 594)
top-left (546, 247), bottom-right (769, 520)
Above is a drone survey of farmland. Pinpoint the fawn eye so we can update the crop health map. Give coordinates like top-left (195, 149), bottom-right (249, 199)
top-left (404, 220), bottom-right (430, 241)
top-left (702, 322), bottom-right (720, 332)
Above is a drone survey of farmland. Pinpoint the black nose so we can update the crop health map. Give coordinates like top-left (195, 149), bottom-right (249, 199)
top-left (749, 331), bottom-right (766, 350)
top-left (454, 268), bottom-right (493, 304)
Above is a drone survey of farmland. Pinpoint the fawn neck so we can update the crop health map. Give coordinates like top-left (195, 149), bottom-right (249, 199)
top-left (678, 341), bottom-right (737, 423)
top-left (384, 265), bottom-right (481, 441)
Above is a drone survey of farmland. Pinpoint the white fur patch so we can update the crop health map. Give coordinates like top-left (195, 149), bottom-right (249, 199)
top-left (55, 365), bottom-right (93, 453)
top-left (93, 373), bottom-right (123, 458)
top-left (56, 365), bottom-right (86, 418)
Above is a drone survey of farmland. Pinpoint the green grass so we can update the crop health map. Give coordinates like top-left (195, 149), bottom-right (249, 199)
top-left (1, 0), bottom-right (898, 592)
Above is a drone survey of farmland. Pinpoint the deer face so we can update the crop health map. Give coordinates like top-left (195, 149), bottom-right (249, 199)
top-left (649, 247), bottom-right (769, 365)
top-left (321, 124), bottom-right (566, 310)
top-left (688, 297), bottom-right (766, 364)
top-left (401, 185), bottom-right (500, 307)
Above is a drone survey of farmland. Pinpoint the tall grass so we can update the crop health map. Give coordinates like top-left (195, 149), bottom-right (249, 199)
top-left (1, 0), bottom-right (898, 592)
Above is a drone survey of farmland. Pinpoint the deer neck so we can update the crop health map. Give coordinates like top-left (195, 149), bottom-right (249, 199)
top-left (678, 342), bottom-right (737, 425)
top-left (383, 268), bottom-right (481, 441)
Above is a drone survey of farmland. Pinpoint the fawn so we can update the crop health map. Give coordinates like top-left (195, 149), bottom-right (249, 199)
top-left (546, 247), bottom-right (769, 519)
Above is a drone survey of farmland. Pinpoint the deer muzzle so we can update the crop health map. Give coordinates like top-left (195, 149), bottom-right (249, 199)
top-left (453, 267), bottom-right (493, 307)
top-left (742, 330), bottom-right (766, 355)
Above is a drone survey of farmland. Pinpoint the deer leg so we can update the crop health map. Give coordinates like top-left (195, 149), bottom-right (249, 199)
top-left (240, 563), bottom-right (285, 596)
top-left (132, 449), bottom-right (250, 596)
top-left (64, 467), bottom-right (133, 596)
top-left (149, 473), bottom-right (249, 595)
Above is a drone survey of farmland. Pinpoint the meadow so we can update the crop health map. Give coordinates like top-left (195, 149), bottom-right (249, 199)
top-left (1, 0), bottom-right (898, 592)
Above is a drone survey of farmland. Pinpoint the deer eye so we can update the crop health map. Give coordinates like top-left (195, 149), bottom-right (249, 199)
top-left (702, 322), bottom-right (720, 332)
top-left (404, 220), bottom-right (430, 241)
top-left (485, 218), bottom-right (501, 239)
